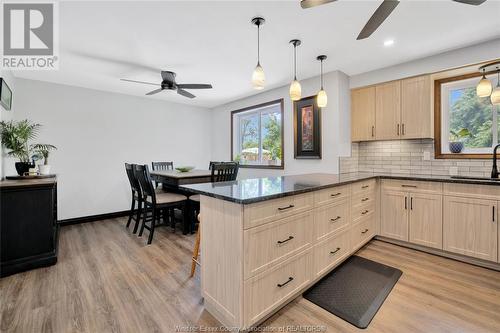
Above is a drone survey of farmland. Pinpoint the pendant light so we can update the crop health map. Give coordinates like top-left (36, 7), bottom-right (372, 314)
top-left (289, 39), bottom-right (302, 101)
top-left (491, 70), bottom-right (500, 105)
top-left (251, 17), bottom-right (265, 90)
top-left (476, 68), bottom-right (493, 98)
top-left (316, 55), bottom-right (327, 108)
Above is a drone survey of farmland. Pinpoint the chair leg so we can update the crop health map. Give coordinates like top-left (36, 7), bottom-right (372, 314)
top-left (170, 208), bottom-right (175, 231)
top-left (126, 196), bottom-right (136, 228)
top-left (182, 202), bottom-right (189, 235)
top-left (147, 208), bottom-right (157, 245)
top-left (190, 222), bottom-right (201, 278)
top-left (138, 206), bottom-right (148, 237)
top-left (132, 199), bottom-right (143, 234)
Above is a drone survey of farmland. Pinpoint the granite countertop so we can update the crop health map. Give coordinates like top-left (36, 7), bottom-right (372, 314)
top-left (180, 172), bottom-right (500, 204)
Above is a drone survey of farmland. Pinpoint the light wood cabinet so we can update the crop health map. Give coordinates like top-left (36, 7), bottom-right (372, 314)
top-left (381, 190), bottom-right (408, 241)
top-left (351, 87), bottom-right (376, 142)
top-left (443, 196), bottom-right (498, 262)
top-left (401, 75), bottom-right (432, 139)
top-left (375, 81), bottom-right (401, 140)
top-left (408, 193), bottom-right (442, 249)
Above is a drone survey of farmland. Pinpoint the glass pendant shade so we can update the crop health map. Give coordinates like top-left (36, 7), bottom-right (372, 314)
top-left (252, 63), bottom-right (265, 90)
top-left (317, 89), bottom-right (328, 108)
top-left (491, 86), bottom-right (500, 105)
top-left (289, 80), bottom-right (301, 101)
top-left (476, 76), bottom-right (493, 97)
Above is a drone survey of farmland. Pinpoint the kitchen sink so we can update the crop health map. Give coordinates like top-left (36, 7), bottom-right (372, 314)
top-left (451, 176), bottom-right (500, 181)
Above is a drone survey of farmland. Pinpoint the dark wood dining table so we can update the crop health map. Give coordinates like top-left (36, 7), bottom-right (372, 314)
top-left (150, 169), bottom-right (212, 234)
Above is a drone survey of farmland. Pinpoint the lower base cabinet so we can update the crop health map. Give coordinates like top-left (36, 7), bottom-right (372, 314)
top-left (313, 229), bottom-right (351, 277)
top-left (443, 196), bottom-right (498, 262)
top-left (380, 190), bottom-right (408, 241)
top-left (409, 193), bottom-right (442, 249)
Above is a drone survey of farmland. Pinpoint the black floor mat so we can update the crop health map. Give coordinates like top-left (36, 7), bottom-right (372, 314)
top-left (303, 255), bottom-right (402, 329)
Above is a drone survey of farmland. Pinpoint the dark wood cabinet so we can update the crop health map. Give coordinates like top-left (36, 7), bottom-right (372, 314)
top-left (1, 178), bottom-right (58, 277)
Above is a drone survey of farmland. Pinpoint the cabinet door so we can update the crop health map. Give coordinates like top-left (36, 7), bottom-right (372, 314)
top-left (443, 196), bottom-right (497, 262)
top-left (401, 75), bottom-right (432, 139)
top-left (351, 87), bottom-right (376, 142)
top-left (375, 81), bottom-right (401, 140)
top-left (408, 193), bottom-right (442, 249)
top-left (380, 190), bottom-right (408, 241)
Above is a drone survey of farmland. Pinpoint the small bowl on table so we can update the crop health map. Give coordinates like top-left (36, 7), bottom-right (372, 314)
top-left (175, 166), bottom-right (194, 173)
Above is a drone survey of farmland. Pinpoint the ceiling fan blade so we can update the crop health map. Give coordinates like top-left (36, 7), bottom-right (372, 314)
top-left (452, 0), bottom-right (486, 5)
top-left (145, 88), bottom-right (163, 96)
top-left (176, 84), bottom-right (213, 89)
top-left (177, 89), bottom-right (196, 99)
top-left (357, 0), bottom-right (400, 40)
top-left (161, 71), bottom-right (176, 83)
top-left (300, 0), bottom-right (337, 9)
top-left (121, 78), bottom-right (159, 86)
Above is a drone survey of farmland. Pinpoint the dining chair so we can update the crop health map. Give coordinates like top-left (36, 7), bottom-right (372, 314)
top-left (125, 163), bottom-right (143, 234)
top-left (151, 161), bottom-right (174, 188)
top-left (190, 162), bottom-right (239, 277)
top-left (134, 164), bottom-right (188, 244)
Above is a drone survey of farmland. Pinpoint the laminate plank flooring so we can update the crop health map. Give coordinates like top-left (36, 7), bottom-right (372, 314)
top-left (1, 218), bottom-right (499, 332)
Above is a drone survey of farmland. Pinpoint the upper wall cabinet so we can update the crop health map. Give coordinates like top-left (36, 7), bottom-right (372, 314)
top-left (351, 75), bottom-right (432, 142)
top-left (351, 87), bottom-right (376, 142)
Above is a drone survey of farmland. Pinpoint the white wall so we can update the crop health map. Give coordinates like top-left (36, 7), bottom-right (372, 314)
top-left (8, 78), bottom-right (212, 220)
top-left (350, 38), bottom-right (500, 88)
top-left (210, 70), bottom-right (351, 179)
top-left (0, 70), bottom-right (17, 178)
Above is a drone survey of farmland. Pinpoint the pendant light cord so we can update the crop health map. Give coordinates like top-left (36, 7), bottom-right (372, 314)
top-left (294, 44), bottom-right (297, 80)
top-left (320, 59), bottom-right (324, 89)
top-left (257, 24), bottom-right (260, 65)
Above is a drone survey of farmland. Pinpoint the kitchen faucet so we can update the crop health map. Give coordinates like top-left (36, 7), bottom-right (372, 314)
top-left (492, 144), bottom-right (500, 178)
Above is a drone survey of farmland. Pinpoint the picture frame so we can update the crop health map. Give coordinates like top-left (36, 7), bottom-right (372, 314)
top-left (294, 95), bottom-right (321, 159)
top-left (0, 78), bottom-right (12, 111)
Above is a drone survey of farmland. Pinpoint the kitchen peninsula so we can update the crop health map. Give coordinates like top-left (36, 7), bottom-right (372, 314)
top-left (182, 172), bottom-right (500, 330)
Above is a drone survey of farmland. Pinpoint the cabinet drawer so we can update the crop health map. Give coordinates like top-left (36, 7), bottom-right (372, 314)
top-left (314, 199), bottom-right (350, 241)
top-left (244, 249), bottom-right (312, 326)
top-left (352, 179), bottom-right (377, 195)
top-left (351, 190), bottom-right (376, 208)
top-left (444, 183), bottom-right (500, 200)
top-left (244, 211), bottom-right (313, 279)
top-left (313, 230), bottom-right (350, 277)
top-left (352, 201), bottom-right (375, 223)
top-left (314, 184), bottom-right (350, 207)
top-left (351, 216), bottom-right (376, 251)
top-left (243, 193), bottom-right (314, 229)
top-left (382, 179), bottom-right (442, 194)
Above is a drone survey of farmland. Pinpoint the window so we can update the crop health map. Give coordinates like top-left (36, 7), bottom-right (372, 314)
top-left (435, 72), bottom-right (499, 158)
top-left (231, 99), bottom-right (284, 169)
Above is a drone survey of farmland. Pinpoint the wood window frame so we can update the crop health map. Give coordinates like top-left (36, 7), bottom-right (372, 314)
top-left (434, 71), bottom-right (497, 159)
top-left (230, 98), bottom-right (285, 170)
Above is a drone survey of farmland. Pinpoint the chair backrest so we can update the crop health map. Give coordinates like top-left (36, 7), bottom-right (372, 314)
top-left (208, 161), bottom-right (219, 170)
top-left (134, 164), bottom-right (156, 201)
top-left (152, 161), bottom-right (174, 171)
top-left (211, 162), bottom-right (239, 182)
top-left (125, 163), bottom-right (141, 193)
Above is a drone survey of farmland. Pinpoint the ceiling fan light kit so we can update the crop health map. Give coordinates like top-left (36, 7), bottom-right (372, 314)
top-left (475, 61), bottom-right (500, 105)
top-left (289, 39), bottom-right (302, 101)
top-left (316, 55), bottom-right (328, 108)
top-left (251, 17), bottom-right (266, 90)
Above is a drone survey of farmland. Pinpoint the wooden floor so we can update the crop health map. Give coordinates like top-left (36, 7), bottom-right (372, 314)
top-left (1, 218), bottom-right (500, 333)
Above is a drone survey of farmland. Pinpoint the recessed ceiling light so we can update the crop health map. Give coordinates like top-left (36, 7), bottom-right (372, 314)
top-left (384, 39), bottom-right (395, 47)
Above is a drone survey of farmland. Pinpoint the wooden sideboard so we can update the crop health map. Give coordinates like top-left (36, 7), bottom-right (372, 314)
top-left (1, 178), bottom-right (59, 277)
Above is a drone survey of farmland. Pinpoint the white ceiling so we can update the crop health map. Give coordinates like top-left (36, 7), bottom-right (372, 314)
top-left (13, 0), bottom-right (500, 107)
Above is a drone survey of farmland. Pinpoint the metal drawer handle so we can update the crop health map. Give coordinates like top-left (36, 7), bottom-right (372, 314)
top-left (330, 192), bottom-right (342, 197)
top-left (361, 229), bottom-right (369, 234)
top-left (278, 204), bottom-right (295, 211)
top-left (330, 216), bottom-right (341, 222)
top-left (361, 210), bottom-right (369, 215)
top-left (401, 184), bottom-right (417, 188)
top-left (361, 197), bottom-right (369, 202)
top-left (361, 185), bottom-right (369, 189)
top-left (277, 277), bottom-right (294, 288)
top-left (277, 236), bottom-right (294, 244)
top-left (330, 247), bottom-right (341, 255)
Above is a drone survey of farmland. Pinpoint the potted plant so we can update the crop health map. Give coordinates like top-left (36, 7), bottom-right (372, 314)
top-left (0, 119), bottom-right (40, 176)
top-left (449, 128), bottom-right (471, 153)
top-left (32, 144), bottom-right (57, 175)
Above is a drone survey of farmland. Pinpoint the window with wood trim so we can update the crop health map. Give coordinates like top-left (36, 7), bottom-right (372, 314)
top-left (231, 99), bottom-right (284, 169)
top-left (435, 72), bottom-right (499, 159)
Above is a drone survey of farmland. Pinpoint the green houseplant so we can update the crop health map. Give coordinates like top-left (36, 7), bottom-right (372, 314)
top-left (449, 128), bottom-right (471, 153)
top-left (32, 144), bottom-right (57, 175)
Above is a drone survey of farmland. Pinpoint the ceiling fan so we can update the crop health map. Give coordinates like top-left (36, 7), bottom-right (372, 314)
top-left (121, 71), bottom-right (212, 98)
top-left (300, 0), bottom-right (487, 40)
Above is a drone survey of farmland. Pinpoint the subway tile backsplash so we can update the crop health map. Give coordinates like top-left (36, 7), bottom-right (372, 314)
top-left (339, 139), bottom-right (493, 177)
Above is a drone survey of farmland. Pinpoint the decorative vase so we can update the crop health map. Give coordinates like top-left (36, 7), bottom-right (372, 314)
top-left (449, 142), bottom-right (464, 153)
top-left (38, 164), bottom-right (51, 175)
top-left (15, 162), bottom-right (35, 176)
